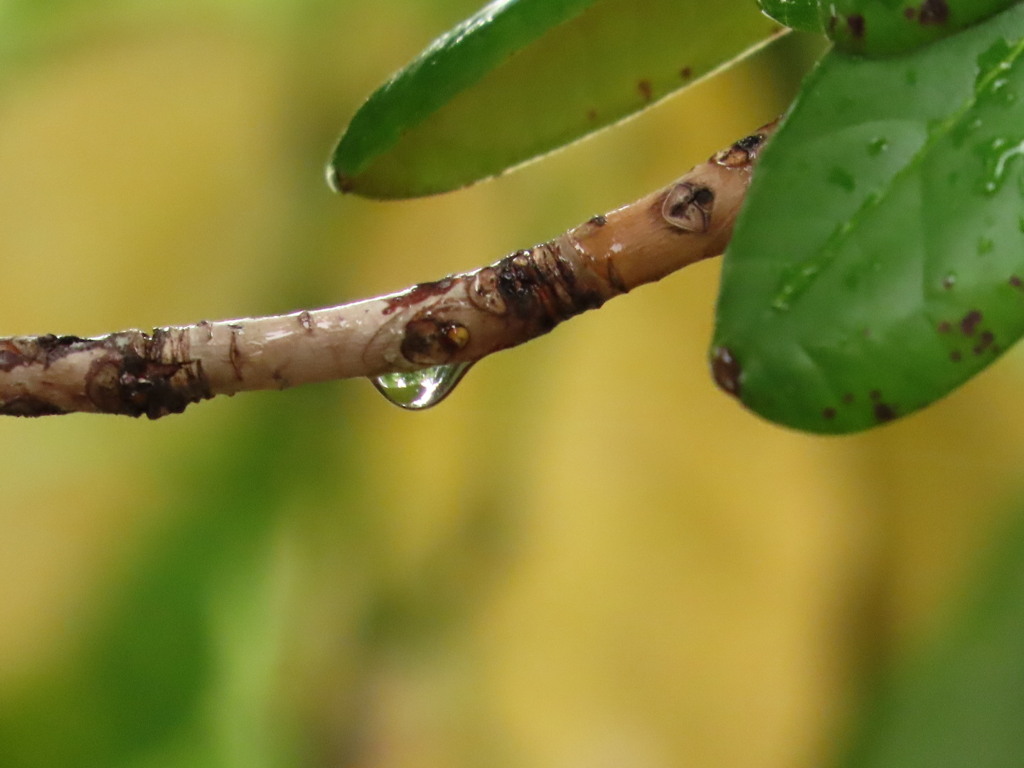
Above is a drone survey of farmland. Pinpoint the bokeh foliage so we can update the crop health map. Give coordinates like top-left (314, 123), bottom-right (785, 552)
top-left (2, 2), bottom-right (1024, 768)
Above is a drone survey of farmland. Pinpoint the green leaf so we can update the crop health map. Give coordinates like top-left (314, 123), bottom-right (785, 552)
top-left (757, 0), bottom-right (824, 34)
top-left (835, 505), bottom-right (1024, 768)
top-left (824, 0), bottom-right (1021, 57)
top-left (329, 0), bottom-right (782, 198)
top-left (712, 3), bottom-right (1024, 434)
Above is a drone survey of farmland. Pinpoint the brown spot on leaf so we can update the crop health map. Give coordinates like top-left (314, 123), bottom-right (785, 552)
top-left (822, 407), bottom-right (837, 420)
top-left (874, 402), bottom-right (897, 422)
top-left (680, 66), bottom-right (692, 80)
top-left (918, 0), bottom-right (949, 25)
top-left (950, 349), bottom-right (962, 362)
top-left (637, 79), bottom-right (653, 102)
top-left (847, 14), bottom-right (865, 38)
top-left (842, 393), bottom-right (855, 404)
top-left (973, 330), bottom-right (995, 355)
top-left (960, 310), bottom-right (983, 336)
top-left (711, 347), bottom-right (742, 397)
top-left (1010, 275), bottom-right (1024, 290)
top-left (326, 166), bottom-right (354, 194)
top-left (937, 321), bottom-right (952, 334)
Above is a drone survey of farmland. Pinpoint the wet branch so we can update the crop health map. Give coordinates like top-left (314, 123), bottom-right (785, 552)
top-left (0, 121), bottom-right (776, 418)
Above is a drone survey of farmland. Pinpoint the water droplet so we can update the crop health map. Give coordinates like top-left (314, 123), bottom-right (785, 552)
top-left (979, 137), bottom-right (1024, 195)
top-left (371, 362), bottom-right (473, 410)
top-left (992, 78), bottom-right (1016, 105)
top-left (867, 137), bottom-right (888, 156)
top-left (977, 40), bottom-right (1013, 88)
top-left (772, 261), bottom-right (823, 311)
top-left (976, 40), bottom-right (1016, 110)
top-left (325, 163), bottom-right (353, 194)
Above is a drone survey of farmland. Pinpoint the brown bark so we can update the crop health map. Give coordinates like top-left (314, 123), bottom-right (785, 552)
top-left (0, 121), bottom-right (775, 418)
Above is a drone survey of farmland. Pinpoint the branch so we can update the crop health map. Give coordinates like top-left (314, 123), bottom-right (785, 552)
top-left (0, 121), bottom-right (776, 418)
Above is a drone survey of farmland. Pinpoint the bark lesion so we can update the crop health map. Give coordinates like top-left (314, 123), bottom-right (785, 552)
top-left (0, 329), bottom-right (212, 418)
top-left (659, 182), bottom-right (716, 233)
top-left (490, 241), bottom-right (612, 327)
top-left (0, 333), bottom-right (94, 371)
top-left (0, 395), bottom-right (69, 417)
top-left (399, 316), bottom-right (471, 366)
top-left (98, 348), bottom-right (210, 418)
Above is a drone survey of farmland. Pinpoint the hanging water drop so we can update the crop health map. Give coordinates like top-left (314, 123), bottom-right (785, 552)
top-left (371, 362), bottom-right (473, 410)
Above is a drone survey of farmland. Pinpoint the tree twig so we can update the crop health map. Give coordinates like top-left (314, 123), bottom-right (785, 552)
top-left (0, 121), bottom-right (776, 418)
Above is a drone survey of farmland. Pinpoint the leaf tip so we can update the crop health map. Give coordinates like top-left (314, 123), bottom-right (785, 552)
top-left (325, 161), bottom-right (355, 195)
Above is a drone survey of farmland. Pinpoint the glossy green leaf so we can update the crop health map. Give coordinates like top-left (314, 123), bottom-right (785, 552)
top-left (824, 0), bottom-right (1020, 57)
top-left (757, 0), bottom-right (824, 34)
top-left (330, 0), bottom-right (782, 198)
top-left (836, 505), bottom-right (1024, 768)
top-left (712, 3), bottom-right (1024, 434)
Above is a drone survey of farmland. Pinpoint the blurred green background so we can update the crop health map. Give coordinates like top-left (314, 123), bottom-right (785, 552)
top-left (3, 2), bottom-right (1024, 767)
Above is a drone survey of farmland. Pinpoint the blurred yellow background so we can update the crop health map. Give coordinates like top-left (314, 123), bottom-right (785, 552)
top-left (2, 2), bottom-right (1024, 767)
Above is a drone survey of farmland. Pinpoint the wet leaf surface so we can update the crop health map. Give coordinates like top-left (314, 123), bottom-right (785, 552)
top-left (714, 3), bottom-right (1024, 433)
top-left (823, 0), bottom-right (1019, 57)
